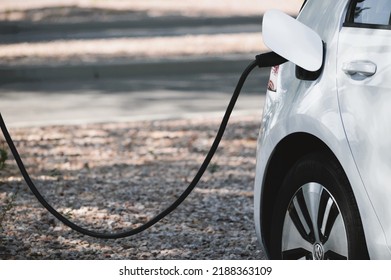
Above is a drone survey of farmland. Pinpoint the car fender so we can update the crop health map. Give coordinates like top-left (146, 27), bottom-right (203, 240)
top-left (254, 69), bottom-right (390, 259)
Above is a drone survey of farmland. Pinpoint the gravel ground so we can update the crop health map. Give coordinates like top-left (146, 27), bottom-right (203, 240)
top-left (0, 114), bottom-right (266, 260)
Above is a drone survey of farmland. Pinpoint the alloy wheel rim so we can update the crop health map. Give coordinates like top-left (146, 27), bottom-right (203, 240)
top-left (281, 182), bottom-right (348, 260)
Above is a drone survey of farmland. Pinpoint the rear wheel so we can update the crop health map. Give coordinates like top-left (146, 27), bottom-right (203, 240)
top-left (269, 152), bottom-right (368, 260)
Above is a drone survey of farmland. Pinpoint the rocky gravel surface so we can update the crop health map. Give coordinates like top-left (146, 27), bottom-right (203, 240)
top-left (0, 115), bottom-right (266, 260)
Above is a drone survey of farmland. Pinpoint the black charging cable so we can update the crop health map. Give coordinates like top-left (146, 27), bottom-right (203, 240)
top-left (0, 52), bottom-right (286, 239)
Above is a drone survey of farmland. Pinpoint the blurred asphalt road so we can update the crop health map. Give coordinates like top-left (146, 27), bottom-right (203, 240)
top-left (0, 3), bottom-right (278, 127)
top-left (0, 58), bottom-right (268, 127)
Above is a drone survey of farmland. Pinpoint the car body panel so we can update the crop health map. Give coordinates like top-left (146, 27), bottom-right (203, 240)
top-left (337, 26), bottom-right (391, 250)
top-left (254, 0), bottom-right (391, 259)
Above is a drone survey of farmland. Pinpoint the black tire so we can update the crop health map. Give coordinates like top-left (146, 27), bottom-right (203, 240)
top-left (269, 152), bottom-right (369, 260)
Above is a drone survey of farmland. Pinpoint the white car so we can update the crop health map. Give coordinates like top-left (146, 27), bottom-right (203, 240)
top-left (254, 0), bottom-right (391, 259)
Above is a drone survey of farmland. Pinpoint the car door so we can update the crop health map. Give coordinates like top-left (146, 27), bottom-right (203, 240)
top-left (337, 0), bottom-right (391, 246)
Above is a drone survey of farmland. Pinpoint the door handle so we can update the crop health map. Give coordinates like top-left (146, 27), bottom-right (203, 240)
top-left (342, 60), bottom-right (377, 77)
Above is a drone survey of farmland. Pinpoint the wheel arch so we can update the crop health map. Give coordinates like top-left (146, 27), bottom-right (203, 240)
top-left (259, 132), bottom-right (368, 257)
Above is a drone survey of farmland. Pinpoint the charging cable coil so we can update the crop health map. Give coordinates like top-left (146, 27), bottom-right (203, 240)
top-left (0, 52), bottom-right (286, 239)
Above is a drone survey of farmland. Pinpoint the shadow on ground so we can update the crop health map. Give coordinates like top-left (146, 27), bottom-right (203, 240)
top-left (0, 116), bottom-right (265, 259)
